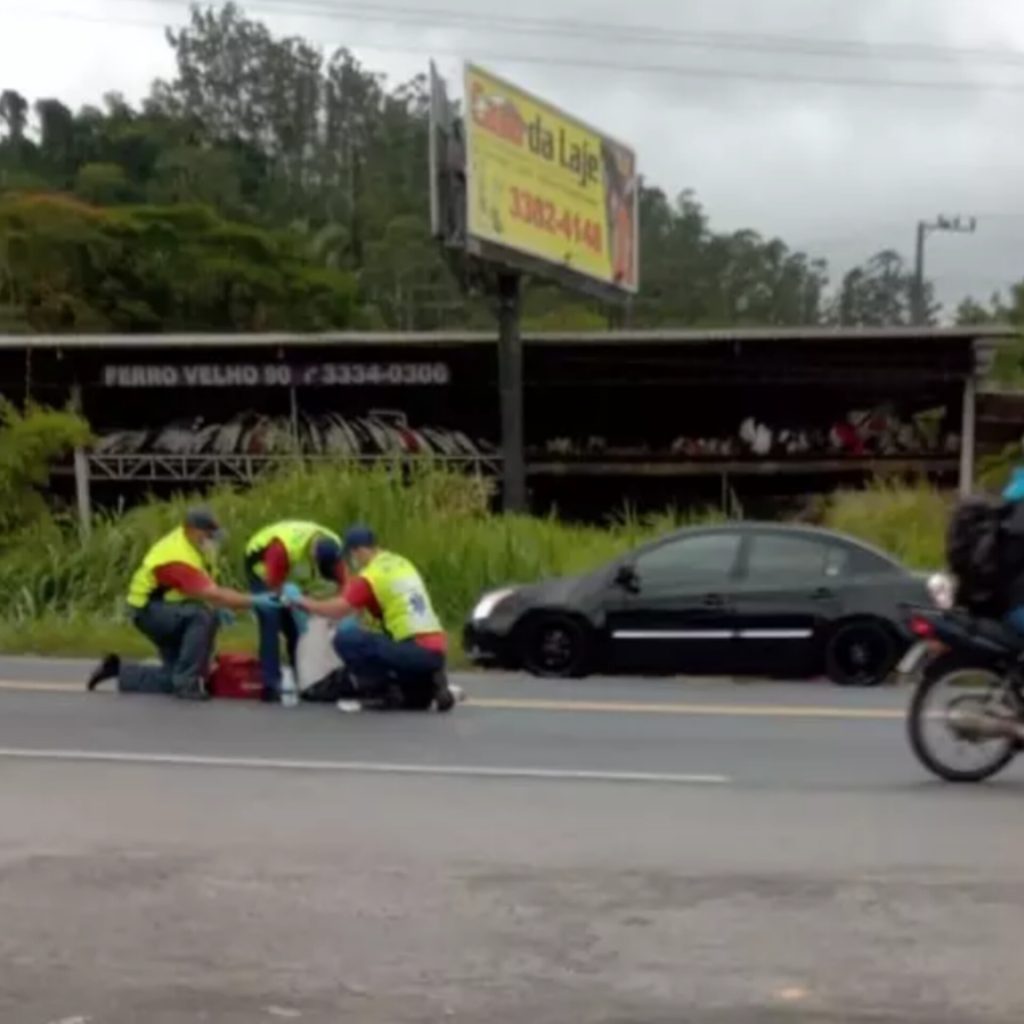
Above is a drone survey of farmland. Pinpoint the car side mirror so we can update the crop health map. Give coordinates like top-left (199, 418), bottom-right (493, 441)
top-left (614, 564), bottom-right (640, 593)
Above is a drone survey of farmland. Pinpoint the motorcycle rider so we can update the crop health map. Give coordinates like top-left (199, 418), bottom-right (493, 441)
top-left (1000, 467), bottom-right (1024, 635)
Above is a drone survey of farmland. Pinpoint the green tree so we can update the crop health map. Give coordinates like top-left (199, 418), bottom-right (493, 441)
top-left (832, 249), bottom-right (937, 326)
top-left (74, 162), bottom-right (133, 204)
top-left (362, 214), bottom-right (462, 329)
top-left (0, 400), bottom-right (91, 537)
top-left (0, 193), bottom-right (357, 332)
top-left (0, 89), bottom-right (28, 140)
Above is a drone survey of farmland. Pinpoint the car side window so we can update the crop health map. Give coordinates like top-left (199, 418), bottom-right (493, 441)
top-left (634, 533), bottom-right (742, 585)
top-left (746, 534), bottom-right (837, 582)
top-left (844, 545), bottom-right (899, 578)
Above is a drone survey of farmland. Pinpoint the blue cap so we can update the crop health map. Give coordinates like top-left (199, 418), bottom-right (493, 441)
top-left (341, 524), bottom-right (376, 555)
top-left (313, 537), bottom-right (342, 580)
top-left (1004, 467), bottom-right (1024, 503)
top-left (184, 505), bottom-right (223, 541)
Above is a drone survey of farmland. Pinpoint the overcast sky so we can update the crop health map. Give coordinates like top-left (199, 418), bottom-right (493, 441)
top-left (3, 0), bottom-right (1024, 315)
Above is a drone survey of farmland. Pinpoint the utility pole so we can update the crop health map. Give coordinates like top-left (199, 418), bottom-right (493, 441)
top-left (912, 214), bottom-right (977, 325)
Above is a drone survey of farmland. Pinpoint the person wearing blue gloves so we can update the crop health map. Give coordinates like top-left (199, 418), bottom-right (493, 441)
top-left (243, 521), bottom-right (344, 701)
top-left (286, 525), bottom-right (459, 712)
top-left (87, 507), bottom-right (280, 700)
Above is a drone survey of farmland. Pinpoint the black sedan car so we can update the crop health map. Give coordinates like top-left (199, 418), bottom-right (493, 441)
top-left (464, 523), bottom-right (933, 686)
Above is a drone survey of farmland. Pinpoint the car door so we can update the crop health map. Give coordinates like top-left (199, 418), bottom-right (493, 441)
top-left (604, 531), bottom-right (744, 674)
top-left (730, 531), bottom-right (846, 675)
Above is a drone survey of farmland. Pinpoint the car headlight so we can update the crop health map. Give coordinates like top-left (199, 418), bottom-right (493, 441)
top-left (926, 572), bottom-right (955, 610)
top-left (471, 587), bottom-right (516, 622)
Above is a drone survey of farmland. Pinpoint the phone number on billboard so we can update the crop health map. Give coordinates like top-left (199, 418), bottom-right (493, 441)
top-left (299, 363), bottom-right (450, 386)
top-left (509, 187), bottom-right (603, 254)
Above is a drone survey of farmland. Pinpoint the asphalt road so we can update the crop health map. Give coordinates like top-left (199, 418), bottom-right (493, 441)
top-left (2, 659), bottom-right (1024, 1024)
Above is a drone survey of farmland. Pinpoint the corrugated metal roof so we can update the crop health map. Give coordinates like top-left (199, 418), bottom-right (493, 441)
top-left (0, 325), bottom-right (1014, 350)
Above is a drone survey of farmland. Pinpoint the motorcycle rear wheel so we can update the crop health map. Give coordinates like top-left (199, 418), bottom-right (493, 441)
top-left (907, 654), bottom-right (1018, 783)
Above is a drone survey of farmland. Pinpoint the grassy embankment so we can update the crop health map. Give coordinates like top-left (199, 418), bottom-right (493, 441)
top-left (0, 465), bottom-right (950, 663)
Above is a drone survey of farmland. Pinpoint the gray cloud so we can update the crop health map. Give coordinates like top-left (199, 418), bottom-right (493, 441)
top-left (3, 0), bottom-right (1022, 312)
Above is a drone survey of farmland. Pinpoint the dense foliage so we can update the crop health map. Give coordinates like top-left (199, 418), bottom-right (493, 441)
top-left (0, 400), bottom-right (89, 535)
top-left (0, 2), bottom-right (977, 333)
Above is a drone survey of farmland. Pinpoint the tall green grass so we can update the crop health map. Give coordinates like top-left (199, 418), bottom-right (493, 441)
top-left (0, 464), bottom-right (672, 634)
top-left (0, 466), bottom-right (952, 657)
top-left (820, 480), bottom-right (949, 570)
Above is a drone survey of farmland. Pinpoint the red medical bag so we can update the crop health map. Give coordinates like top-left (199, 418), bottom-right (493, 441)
top-left (208, 653), bottom-right (264, 700)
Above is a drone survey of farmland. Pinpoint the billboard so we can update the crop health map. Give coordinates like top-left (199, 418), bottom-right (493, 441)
top-left (463, 63), bottom-right (639, 295)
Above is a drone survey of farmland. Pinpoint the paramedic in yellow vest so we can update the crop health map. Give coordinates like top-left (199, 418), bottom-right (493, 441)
top-left (294, 525), bottom-right (457, 712)
top-left (244, 520), bottom-right (342, 700)
top-left (87, 507), bottom-right (279, 700)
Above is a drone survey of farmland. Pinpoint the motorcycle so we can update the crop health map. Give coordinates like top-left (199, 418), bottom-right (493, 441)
top-left (902, 586), bottom-right (1024, 782)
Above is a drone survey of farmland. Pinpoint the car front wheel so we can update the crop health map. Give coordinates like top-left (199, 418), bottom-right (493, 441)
top-left (520, 614), bottom-right (592, 678)
top-left (824, 618), bottom-right (899, 687)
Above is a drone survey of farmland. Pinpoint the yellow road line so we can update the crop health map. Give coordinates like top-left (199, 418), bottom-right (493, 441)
top-left (468, 697), bottom-right (904, 720)
top-left (0, 680), bottom-right (905, 720)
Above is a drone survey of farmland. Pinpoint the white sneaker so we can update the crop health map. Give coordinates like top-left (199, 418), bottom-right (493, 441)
top-left (336, 700), bottom-right (363, 714)
top-left (449, 684), bottom-right (467, 704)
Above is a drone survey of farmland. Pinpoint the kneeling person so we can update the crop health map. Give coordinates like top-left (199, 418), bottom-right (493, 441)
top-left (244, 519), bottom-right (342, 699)
top-left (296, 526), bottom-right (457, 711)
top-left (88, 507), bottom-right (278, 700)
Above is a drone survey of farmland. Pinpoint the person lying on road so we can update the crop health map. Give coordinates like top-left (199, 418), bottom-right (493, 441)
top-left (87, 507), bottom-right (279, 700)
top-left (288, 525), bottom-right (460, 712)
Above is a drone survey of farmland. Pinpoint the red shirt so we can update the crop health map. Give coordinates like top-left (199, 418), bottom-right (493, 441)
top-left (343, 576), bottom-right (447, 653)
top-left (154, 562), bottom-right (213, 597)
top-left (262, 539), bottom-right (347, 590)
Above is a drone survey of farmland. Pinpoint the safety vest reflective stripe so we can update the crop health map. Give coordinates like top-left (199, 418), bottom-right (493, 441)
top-left (360, 551), bottom-right (441, 641)
top-left (126, 527), bottom-right (215, 608)
top-left (245, 521), bottom-right (340, 582)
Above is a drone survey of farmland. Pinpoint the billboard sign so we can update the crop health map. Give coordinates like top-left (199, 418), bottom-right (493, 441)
top-left (463, 62), bottom-right (639, 295)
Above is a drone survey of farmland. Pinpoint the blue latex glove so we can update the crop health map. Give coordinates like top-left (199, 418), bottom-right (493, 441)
top-left (279, 583), bottom-right (309, 633)
top-left (217, 609), bottom-right (236, 627)
top-left (251, 592), bottom-right (280, 613)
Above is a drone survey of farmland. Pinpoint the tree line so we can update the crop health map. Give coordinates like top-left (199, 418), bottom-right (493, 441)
top-left (0, 2), bottom-right (1017, 334)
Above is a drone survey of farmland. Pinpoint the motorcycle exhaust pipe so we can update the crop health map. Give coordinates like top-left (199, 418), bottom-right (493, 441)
top-left (947, 708), bottom-right (1024, 743)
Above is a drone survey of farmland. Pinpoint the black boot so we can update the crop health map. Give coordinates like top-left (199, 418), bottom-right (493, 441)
top-left (87, 654), bottom-right (120, 692)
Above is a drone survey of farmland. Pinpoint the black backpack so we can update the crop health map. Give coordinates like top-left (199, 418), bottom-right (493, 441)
top-left (946, 495), bottom-right (1005, 614)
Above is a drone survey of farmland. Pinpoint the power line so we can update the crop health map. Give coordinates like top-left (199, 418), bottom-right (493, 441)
top-left (95, 0), bottom-right (1024, 69)
top-left (16, 5), bottom-right (1024, 95)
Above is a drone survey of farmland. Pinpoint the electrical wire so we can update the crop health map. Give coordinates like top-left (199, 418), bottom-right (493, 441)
top-left (14, 4), bottom-right (1024, 95)
top-left (89, 0), bottom-right (1024, 69)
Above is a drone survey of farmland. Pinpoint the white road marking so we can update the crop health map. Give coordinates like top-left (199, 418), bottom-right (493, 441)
top-left (0, 747), bottom-right (730, 786)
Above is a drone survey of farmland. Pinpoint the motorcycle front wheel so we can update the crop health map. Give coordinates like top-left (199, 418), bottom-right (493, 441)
top-left (907, 654), bottom-right (1019, 783)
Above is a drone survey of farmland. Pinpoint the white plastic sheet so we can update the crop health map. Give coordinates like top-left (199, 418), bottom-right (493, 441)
top-left (294, 617), bottom-right (344, 692)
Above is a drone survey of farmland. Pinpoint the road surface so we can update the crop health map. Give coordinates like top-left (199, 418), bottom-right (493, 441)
top-left (1, 658), bottom-right (1023, 1024)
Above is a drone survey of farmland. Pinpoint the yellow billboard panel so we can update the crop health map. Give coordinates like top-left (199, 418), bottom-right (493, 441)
top-left (464, 63), bottom-right (639, 294)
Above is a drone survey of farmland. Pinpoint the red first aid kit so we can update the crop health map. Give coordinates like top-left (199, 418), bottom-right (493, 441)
top-left (208, 653), bottom-right (264, 700)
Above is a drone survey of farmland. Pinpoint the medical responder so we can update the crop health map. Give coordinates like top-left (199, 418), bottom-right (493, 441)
top-left (291, 525), bottom-right (457, 712)
top-left (87, 507), bottom-right (279, 700)
top-left (243, 520), bottom-right (343, 700)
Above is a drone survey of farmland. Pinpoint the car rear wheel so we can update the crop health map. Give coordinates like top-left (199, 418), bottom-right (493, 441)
top-left (520, 614), bottom-right (592, 678)
top-left (825, 618), bottom-right (899, 687)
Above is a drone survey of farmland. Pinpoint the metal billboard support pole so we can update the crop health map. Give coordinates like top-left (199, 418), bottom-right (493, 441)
top-left (496, 271), bottom-right (526, 513)
top-left (959, 373), bottom-right (977, 497)
top-left (70, 382), bottom-right (92, 538)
